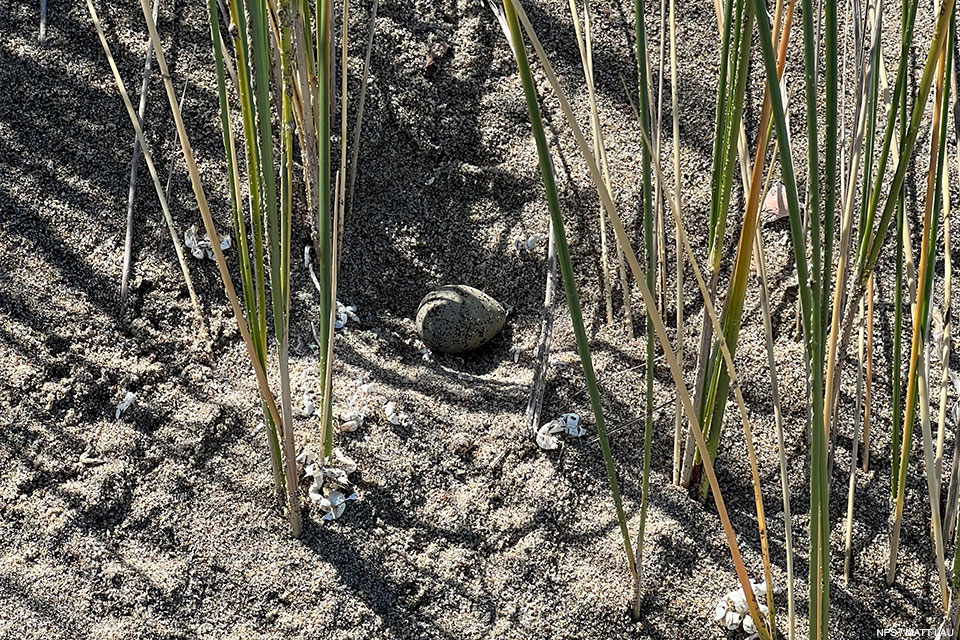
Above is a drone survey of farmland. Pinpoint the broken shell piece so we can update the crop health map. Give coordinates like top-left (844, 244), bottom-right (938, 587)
top-left (713, 579), bottom-right (774, 636)
top-left (538, 413), bottom-right (585, 447)
top-left (307, 445), bottom-right (359, 522)
top-left (297, 450), bottom-right (322, 477)
top-left (713, 601), bottom-right (727, 623)
top-left (184, 225), bottom-right (204, 259)
top-left (115, 391), bottom-right (136, 420)
top-left (330, 448), bottom-right (357, 474)
top-left (322, 466), bottom-right (351, 487)
top-left (748, 578), bottom-right (770, 599)
top-left (536, 423), bottom-right (560, 450)
top-left (308, 480), bottom-right (325, 503)
top-left (335, 301), bottom-right (359, 330)
top-left (79, 443), bottom-right (105, 467)
top-left (311, 483), bottom-right (358, 521)
top-left (296, 450), bottom-right (317, 467)
top-left (347, 379), bottom-right (376, 407)
top-left (338, 411), bottom-right (364, 433)
top-left (383, 401), bottom-right (408, 426)
top-left (761, 182), bottom-right (789, 225)
top-left (184, 224), bottom-right (230, 260)
top-left (722, 610), bottom-right (743, 631)
top-left (524, 233), bottom-right (545, 251)
top-left (320, 489), bottom-right (358, 521)
top-left (514, 232), bottom-right (546, 253)
top-left (320, 491), bottom-right (347, 520)
top-left (560, 413), bottom-right (585, 437)
top-left (566, 423), bottom-right (586, 437)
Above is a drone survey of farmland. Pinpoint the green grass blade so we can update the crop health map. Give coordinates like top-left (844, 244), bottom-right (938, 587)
top-left (316, 0), bottom-right (335, 456)
top-left (207, 0), bottom-right (285, 494)
top-left (501, 0), bottom-right (638, 593)
top-left (632, 0), bottom-right (656, 611)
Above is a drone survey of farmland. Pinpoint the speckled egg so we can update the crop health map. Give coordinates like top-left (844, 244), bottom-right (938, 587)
top-left (415, 285), bottom-right (506, 354)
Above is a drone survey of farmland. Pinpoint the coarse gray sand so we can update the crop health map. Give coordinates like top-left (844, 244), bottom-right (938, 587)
top-left (0, 0), bottom-right (952, 637)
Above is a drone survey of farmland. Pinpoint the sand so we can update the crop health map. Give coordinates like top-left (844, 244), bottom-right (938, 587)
top-left (0, 0), bottom-right (949, 637)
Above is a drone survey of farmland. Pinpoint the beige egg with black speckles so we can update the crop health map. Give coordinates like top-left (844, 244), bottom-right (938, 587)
top-left (415, 285), bottom-right (506, 354)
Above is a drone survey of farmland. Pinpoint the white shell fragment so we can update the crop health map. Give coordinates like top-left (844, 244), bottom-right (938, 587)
top-left (332, 379), bottom-right (372, 433)
top-left (297, 450), bottom-right (321, 478)
top-left (184, 224), bottom-right (230, 260)
top-left (296, 450), bottom-right (317, 467)
top-left (713, 600), bottom-right (727, 623)
top-left (338, 411), bottom-right (364, 433)
top-left (514, 232), bottom-right (546, 254)
top-left (383, 400), bottom-right (408, 426)
top-left (331, 447), bottom-right (357, 474)
top-left (742, 614), bottom-right (757, 635)
top-left (723, 610), bottom-right (743, 631)
top-left (115, 391), bottom-right (136, 420)
top-left (536, 413), bottom-right (585, 450)
top-left (301, 447), bottom-right (359, 521)
top-left (559, 413), bottom-right (584, 437)
top-left (347, 379), bottom-right (375, 408)
top-left (713, 579), bottom-right (776, 639)
top-left (536, 423), bottom-right (560, 450)
top-left (335, 301), bottom-right (359, 330)
top-left (320, 490), bottom-right (348, 520)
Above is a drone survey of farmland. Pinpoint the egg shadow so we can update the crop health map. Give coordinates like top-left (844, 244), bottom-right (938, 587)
top-left (425, 321), bottom-right (516, 379)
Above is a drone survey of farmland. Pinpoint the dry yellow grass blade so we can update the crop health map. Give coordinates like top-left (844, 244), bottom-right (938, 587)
top-left (86, 0), bottom-right (302, 536)
top-left (506, 2), bottom-right (772, 634)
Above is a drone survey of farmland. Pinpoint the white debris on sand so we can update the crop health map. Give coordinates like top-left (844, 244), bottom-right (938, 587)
top-left (536, 413), bottom-right (586, 450)
top-left (713, 579), bottom-right (778, 639)
top-left (115, 391), bottom-right (136, 420)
